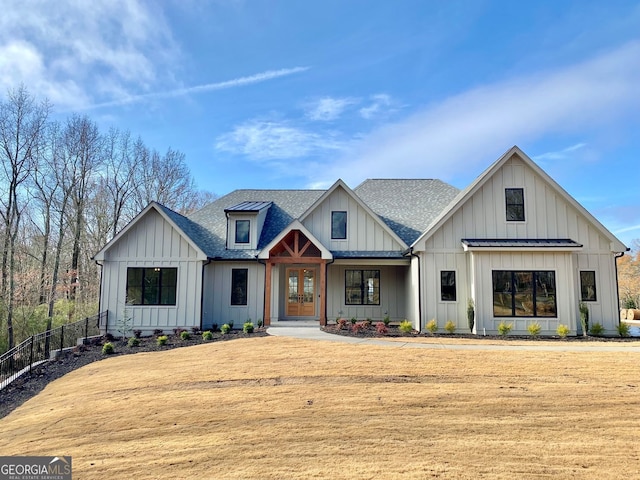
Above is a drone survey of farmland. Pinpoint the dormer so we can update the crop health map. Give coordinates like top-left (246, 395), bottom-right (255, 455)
top-left (224, 201), bottom-right (272, 250)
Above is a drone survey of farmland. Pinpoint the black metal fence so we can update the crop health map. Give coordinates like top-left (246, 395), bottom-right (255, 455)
top-left (0, 311), bottom-right (107, 389)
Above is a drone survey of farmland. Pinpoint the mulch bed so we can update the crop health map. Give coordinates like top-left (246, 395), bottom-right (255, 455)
top-left (0, 330), bottom-right (267, 419)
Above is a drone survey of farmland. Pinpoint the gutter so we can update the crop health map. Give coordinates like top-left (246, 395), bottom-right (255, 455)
top-left (200, 257), bottom-right (213, 331)
top-left (615, 248), bottom-right (630, 323)
top-left (94, 259), bottom-right (105, 333)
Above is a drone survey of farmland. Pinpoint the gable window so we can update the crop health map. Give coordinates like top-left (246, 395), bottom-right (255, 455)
top-left (492, 270), bottom-right (556, 317)
top-left (505, 188), bottom-right (525, 221)
top-left (231, 269), bottom-right (248, 305)
top-left (126, 267), bottom-right (177, 306)
top-left (345, 269), bottom-right (380, 305)
top-left (235, 220), bottom-right (250, 244)
top-left (331, 211), bottom-right (347, 239)
top-left (580, 271), bottom-right (597, 301)
top-left (440, 271), bottom-right (456, 301)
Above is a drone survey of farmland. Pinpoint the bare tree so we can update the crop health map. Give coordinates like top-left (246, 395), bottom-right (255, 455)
top-left (0, 86), bottom-right (49, 349)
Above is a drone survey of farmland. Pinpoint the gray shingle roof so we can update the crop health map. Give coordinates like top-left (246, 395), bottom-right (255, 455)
top-left (188, 189), bottom-right (324, 259)
top-left (354, 179), bottom-right (460, 245)
top-left (159, 179), bottom-right (460, 260)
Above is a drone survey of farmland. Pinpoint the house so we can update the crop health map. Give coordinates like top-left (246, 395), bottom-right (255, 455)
top-left (93, 146), bottom-right (629, 336)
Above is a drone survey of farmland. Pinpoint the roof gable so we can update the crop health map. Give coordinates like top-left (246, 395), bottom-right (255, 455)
top-left (411, 145), bottom-right (628, 252)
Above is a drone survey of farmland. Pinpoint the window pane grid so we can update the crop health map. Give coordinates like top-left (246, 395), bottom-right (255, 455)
top-left (345, 269), bottom-right (380, 305)
top-left (492, 270), bottom-right (556, 317)
top-left (126, 268), bottom-right (177, 306)
top-left (505, 188), bottom-right (525, 221)
top-left (231, 269), bottom-right (248, 305)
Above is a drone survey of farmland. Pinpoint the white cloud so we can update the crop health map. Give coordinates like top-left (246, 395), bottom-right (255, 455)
top-left (316, 41), bottom-right (640, 186)
top-left (359, 94), bottom-right (394, 119)
top-left (215, 120), bottom-right (345, 161)
top-left (533, 143), bottom-right (587, 161)
top-left (305, 97), bottom-right (358, 121)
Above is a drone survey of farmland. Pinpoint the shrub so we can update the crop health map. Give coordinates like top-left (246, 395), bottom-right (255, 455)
top-left (153, 329), bottom-right (163, 336)
top-left (221, 324), bottom-right (231, 334)
top-left (352, 321), bottom-right (368, 334)
top-left (375, 322), bottom-right (388, 335)
top-left (399, 320), bottom-right (413, 334)
top-left (527, 322), bottom-right (542, 337)
top-left (556, 324), bottom-right (570, 338)
top-left (157, 335), bottom-right (169, 346)
top-left (103, 333), bottom-right (114, 342)
top-left (383, 315), bottom-right (390, 326)
top-left (202, 330), bottom-right (214, 341)
top-left (350, 317), bottom-right (357, 325)
top-left (425, 319), bottom-right (438, 334)
top-left (444, 320), bottom-right (456, 334)
top-left (191, 326), bottom-right (200, 334)
top-left (497, 321), bottom-right (513, 337)
top-left (127, 337), bottom-right (140, 347)
top-left (228, 321), bottom-right (234, 330)
top-left (243, 322), bottom-right (255, 334)
top-left (589, 322), bottom-right (605, 336)
top-left (211, 323), bottom-right (219, 332)
top-left (102, 342), bottom-right (115, 355)
top-left (180, 330), bottom-right (191, 341)
top-left (133, 329), bottom-right (142, 338)
top-left (257, 319), bottom-right (263, 328)
top-left (337, 318), bottom-right (348, 330)
top-left (618, 322), bottom-right (631, 338)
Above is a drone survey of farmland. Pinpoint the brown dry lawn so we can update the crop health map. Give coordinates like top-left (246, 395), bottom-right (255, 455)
top-left (1, 336), bottom-right (640, 479)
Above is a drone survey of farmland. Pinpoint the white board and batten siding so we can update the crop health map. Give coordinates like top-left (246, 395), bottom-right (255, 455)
top-left (99, 208), bottom-right (204, 334)
top-left (202, 262), bottom-right (265, 329)
top-left (302, 187), bottom-right (404, 252)
top-left (415, 153), bottom-right (623, 334)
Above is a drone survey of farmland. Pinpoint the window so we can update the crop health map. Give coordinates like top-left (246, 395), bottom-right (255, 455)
top-left (126, 267), bottom-right (177, 305)
top-left (505, 188), bottom-right (525, 221)
top-left (580, 271), bottom-right (597, 301)
top-left (345, 270), bottom-right (380, 305)
top-left (440, 271), bottom-right (456, 301)
top-left (235, 220), bottom-right (250, 244)
top-left (331, 211), bottom-right (347, 239)
top-left (492, 270), bottom-right (556, 317)
top-left (231, 269), bottom-right (248, 305)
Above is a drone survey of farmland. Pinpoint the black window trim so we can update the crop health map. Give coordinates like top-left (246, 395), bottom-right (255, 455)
top-left (331, 211), bottom-right (347, 240)
top-left (440, 270), bottom-right (457, 302)
top-left (231, 268), bottom-right (249, 306)
top-left (344, 269), bottom-right (380, 305)
top-left (505, 187), bottom-right (525, 222)
top-left (126, 267), bottom-right (177, 306)
top-left (235, 219), bottom-right (250, 244)
top-left (580, 270), bottom-right (597, 302)
top-left (492, 270), bottom-right (557, 318)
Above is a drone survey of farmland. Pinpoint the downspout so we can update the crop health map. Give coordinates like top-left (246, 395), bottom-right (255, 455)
top-left (257, 257), bottom-right (267, 326)
top-left (614, 248), bottom-right (630, 322)
top-left (324, 257), bottom-right (335, 325)
top-left (94, 259), bottom-right (105, 333)
top-left (405, 247), bottom-right (422, 331)
top-left (200, 258), bottom-right (213, 331)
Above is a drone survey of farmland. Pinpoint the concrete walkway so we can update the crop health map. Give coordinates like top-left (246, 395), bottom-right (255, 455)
top-left (267, 322), bottom-right (640, 352)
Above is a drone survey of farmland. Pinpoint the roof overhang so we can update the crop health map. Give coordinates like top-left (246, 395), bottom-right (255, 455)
top-left (258, 220), bottom-right (333, 260)
top-left (461, 238), bottom-right (583, 252)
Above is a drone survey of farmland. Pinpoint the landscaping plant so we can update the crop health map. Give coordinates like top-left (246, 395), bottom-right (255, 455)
top-left (156, 335), bottom-right (169, 346)
top-left (202, 330), bottom-right (214, 341)
top-left (579, 302), bottom-right (589, 337)
top-left (527, 322), bottom-right (542, 337)
top-left (556, 324), bottom-right (570, 338)
top-left (589, 323), bottom-right (605, 336)
top-left (444, 320), bottom-right (456, 334)
top-left (375, 322), bottom-right (388, 335)
top-left (221, 324), bottom-right (231, 334)
top-left (399, 320), bottom-right (413, 334)
top-left (180, 331), bottom-right (191, 341)
top-left (102, 342), bottom-right (115, 355)
top-left (467, 299), bottom-right (475, 333)
top-left (618, 322), bottom-right (631, 338)
top-left (425, 319), bottom-right (438, 334)
top-left (243, 322), bottom-right (255, 334)
top-left (497, 321), bottom-right (513, 337)
top-left (127, 337), bottom-right (140, 347)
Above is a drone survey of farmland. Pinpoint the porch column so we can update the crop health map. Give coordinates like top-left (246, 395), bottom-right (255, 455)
top-left (264, 261), bottom-right (272, 326)
top-left (320, 259), bottom-right (327, 326)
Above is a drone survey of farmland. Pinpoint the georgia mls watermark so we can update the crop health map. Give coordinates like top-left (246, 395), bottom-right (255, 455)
top-left (0, 456), bottom-right (72, 480)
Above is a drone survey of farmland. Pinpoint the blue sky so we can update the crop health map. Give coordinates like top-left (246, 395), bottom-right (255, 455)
top-left (1, 1), bottom-right (639, 247)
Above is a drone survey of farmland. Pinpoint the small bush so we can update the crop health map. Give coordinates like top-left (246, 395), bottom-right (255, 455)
top-left (337, 318), bottom-right (348, 330)
top-left (157, 335), bottom-right (169, 346)
top-left (153, 329), bottom-right (163, 336)
top-left (211, 323), bottom-right (218, 332)
top-left (444, 320), bottom-right (456, 334)
top-left (425, 319), bottom-right (438, 334)
top-left (589, 323), bottom-right (605, 336)
top-left (383, 315), bottom-right (390, 326)
top-left (556, 324), bottom-right (570, 338)
top-left (180, 330), bottom-right (191, 341)
top-left (243, 322), bottom-right (255, 334)
top-left (257, 319), bottom-right (263, 328)
top-left (375, 322), bottom-right (388, 335)
top-left (399, 320), bottom-right (413, 334)
top-left (103, 333), bottom-right (114, 342)
top-left (228, 321), bottom-right (234, 330)
top-left (191, 326), bottom-right (200, 334)
top-left (350, 317), bottom-right (357, 325)
top-left (351, 321), bottom-right (368, 334)
top-left (133, 329), bottom-right (142, 338)
top-left (618, 322), bottom-right (631, 337)
top-left (102, 342), bottom-right (115, 355)
top-left (497, 321), bottom-right (513, 337)
top-left (202, 330), bottom-right (214, 341)
top-left (127, 337), bottom-right (140, 347)
top-left (527, 322), bottom-right (542, 337)
top-left (221, 324), bottom-right (231, 334)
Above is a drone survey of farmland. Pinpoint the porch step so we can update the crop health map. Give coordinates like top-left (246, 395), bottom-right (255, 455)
top-left (268, 320), bottom-right (319, 328)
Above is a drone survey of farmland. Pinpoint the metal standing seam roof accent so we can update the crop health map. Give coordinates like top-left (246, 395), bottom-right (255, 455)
top-left (224, 201), bottom-right (273, 212)
top-left (461, 238), bottom-right (583, 248)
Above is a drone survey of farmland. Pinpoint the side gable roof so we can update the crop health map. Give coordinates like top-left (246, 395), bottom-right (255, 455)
top-left (93, 202), bottom-right (208, 261)
top-left (411, 145), bottom-right (628, 253)
top-left (299, 179), bottom-right (408, 248)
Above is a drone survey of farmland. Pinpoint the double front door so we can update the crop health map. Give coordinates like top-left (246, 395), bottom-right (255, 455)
top-left (286, 268), bottom-right (315, 317)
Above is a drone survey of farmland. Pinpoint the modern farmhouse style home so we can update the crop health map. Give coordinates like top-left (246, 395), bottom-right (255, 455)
top-left (93, 146), bottom-right (628, 336)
